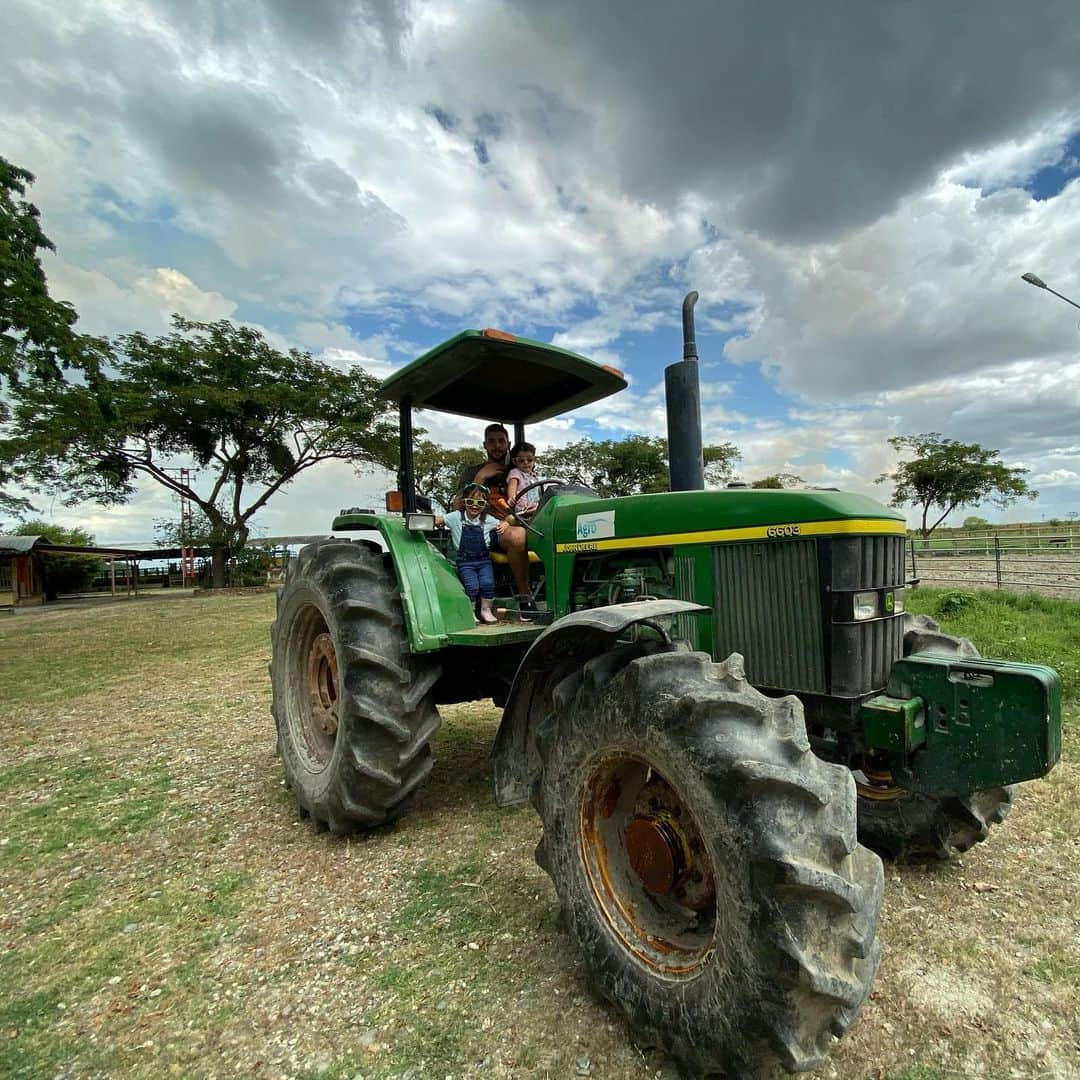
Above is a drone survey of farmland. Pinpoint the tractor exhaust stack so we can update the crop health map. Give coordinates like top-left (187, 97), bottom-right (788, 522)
top-left (665, 290), bottom-right (705, 491)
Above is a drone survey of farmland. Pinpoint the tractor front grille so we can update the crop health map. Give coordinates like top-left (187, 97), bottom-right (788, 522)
top-left (711, 533), bottom-right (907, 699)
top-left (829, 613), bottom-right (906, 696)
top-left (826, 535), bottom-right (907, 697)
top-left (829, 535), bottom-right (907, 590)
top-left (713, 539), bottom-right (826, 693)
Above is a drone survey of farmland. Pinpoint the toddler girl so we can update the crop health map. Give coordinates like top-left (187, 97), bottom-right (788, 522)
top-left (439, 483), bottom-right (499, 624)
top-left (506, 441), bottom-right (541, 518)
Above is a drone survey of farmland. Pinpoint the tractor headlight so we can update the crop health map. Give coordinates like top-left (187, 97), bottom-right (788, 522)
top-left (891, 587), bottom-right (905, 615)
top-left (406, 513), bottom-right (436, 532)
top-left (853, 590), bottom-right (880, 621)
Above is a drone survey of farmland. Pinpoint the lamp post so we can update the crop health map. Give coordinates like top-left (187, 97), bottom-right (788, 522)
top-left (1020, 272), bottom-right (1080, 312)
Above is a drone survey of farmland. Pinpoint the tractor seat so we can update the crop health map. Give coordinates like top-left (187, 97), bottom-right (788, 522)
top-left (490, 550), bottom-right (542, 565)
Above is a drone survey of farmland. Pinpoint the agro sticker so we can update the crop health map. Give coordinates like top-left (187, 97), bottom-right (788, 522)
top-left (576, 510), bottom-right (615, 541)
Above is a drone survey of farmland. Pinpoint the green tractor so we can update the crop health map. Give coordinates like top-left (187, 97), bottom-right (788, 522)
top-left (270, 293), bottom-right (1061, 1076)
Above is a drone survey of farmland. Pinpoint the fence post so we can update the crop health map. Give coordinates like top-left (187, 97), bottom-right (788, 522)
top-left (994, 535), bottom-right (1002, 589)
top-left (909, 537), bottom-right (917, 582)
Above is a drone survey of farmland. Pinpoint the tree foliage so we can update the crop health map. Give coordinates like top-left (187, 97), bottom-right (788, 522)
top-left (0, 157), bottom-right (82, 387)
top-left (751, 472), bottom-right (803, 489)
top-left (538, 435), bottom-right (740, 497)
top-left (877, 433), bottom-right (1035, 538)
top-left (12, 519), bottom-right (102, 596)
top-left (411, 441), bottom-right (482, 511)
top-left (703, 442), bottom-right (741, 488)
top-left (0, 156), bottom-right (106, 516)
top-left (2, 317), bottom-right (399, 586)
top-left (153, 510), bottom-right (270, 586)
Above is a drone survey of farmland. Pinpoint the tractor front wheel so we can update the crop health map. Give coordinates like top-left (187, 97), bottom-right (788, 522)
top-left (270, 540), bottom-right (441, 833)
top-left (533, 645), bottom-right (883, 1077)
top-left (855, 613), bottom-right (1015, 860)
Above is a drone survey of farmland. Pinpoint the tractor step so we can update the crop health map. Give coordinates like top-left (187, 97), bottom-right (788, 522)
top-left (445, 622), bottom-right (545, 646)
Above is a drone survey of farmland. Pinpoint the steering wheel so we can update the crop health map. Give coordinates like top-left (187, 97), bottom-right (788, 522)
top-left (506, 477), bottom-right (569, 538)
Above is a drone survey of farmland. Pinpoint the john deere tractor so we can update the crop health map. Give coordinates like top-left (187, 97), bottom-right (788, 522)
top-left (270, 293), bottom-right (1061, 1077)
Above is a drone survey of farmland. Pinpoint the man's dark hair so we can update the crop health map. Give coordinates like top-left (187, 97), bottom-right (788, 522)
top-left (484, 422), bottom-right (509, 439)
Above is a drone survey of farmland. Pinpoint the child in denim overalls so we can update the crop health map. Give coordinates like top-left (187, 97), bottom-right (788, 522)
top-left (439, 483), bottom-right (499, 624)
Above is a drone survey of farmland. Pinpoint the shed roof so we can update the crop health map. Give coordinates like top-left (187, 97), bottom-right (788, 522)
top-left (0, 535), bottom-right (42, 554)
top-left (0, 535), bottom-right (153, 558)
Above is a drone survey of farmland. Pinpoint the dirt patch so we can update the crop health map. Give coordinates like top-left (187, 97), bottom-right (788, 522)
top-left (896, 964), bottom-right (994, 1020)
top-left (912, 552), bottom-right (1080, 599)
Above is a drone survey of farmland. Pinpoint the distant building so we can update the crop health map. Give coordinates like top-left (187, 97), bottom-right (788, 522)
top-left (0, 536), bottom-right (47, 606)
top-left (0, 536), bottom-right (146, 607)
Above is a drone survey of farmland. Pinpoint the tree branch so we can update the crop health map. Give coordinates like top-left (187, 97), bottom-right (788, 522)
top-left (928, 501), bottom-right (958, 535)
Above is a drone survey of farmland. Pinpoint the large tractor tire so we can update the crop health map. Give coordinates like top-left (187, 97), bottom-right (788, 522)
top-left (855, 612), bottom-right (1015, 860)
top-left (270, 539), bottom-right (441, 833)
top-left (533, 646), bottom-right (883, 1077)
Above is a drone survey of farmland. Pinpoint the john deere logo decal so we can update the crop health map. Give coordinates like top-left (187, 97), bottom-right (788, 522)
top-left (884, 593), bottom-right (895, 614)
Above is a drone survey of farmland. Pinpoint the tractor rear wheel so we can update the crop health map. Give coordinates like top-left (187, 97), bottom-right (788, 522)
top-left (533, 646), bottom-right (883, 1077)
top-left (855, 613), bottom-right (1015, 860)
top-left (270, 540), bottom-right (441, 833)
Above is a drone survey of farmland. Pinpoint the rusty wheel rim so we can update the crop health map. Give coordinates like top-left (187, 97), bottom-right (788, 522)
top-left (854, 757), bottom-right (906, 802)
top-left (288, 604), bottom-right (339, 769)
top-left (579, 753), bottom-right (718, 977)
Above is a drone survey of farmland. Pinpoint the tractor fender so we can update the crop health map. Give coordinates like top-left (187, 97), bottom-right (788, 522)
top-left (492, 599), bottom-right (710, 806)
top-left (334, 514), bottom-right (476, 652)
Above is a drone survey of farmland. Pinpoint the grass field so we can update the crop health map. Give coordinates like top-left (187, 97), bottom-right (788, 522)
top-left (0, 588), bottom-right (1077, 1079)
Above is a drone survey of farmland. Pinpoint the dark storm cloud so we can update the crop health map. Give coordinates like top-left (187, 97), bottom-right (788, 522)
top-left (514, 0), bottom-right (1080, 240)
top-left (126, 83), bottom-right (298, 202)
top-left (151, 0), bottom-right (412, 64)
top-left (262, 0), bottom-right (409, 54)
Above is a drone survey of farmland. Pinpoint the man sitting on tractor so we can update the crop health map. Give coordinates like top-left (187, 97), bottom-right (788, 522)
top-left (456, 422), bottom-right (537, 620)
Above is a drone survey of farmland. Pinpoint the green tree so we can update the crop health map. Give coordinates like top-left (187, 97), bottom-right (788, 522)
top-left (3, 317), bottom-right (398, 587)
top-left (541, 435), bottom-right (739, 497)
top-left (962, 515), bottom-right (990, 530)
top-left (153, 508), bottom-right (271, 587)
top-left (751, 472), bottom-right (803, 489)
top-left (704, 442), bottom-right (741, 488)
top-left (13, 519), bottom-right (102, 597)
top-left (153, 508), bottom-right (216, 551)
top-left (0, 156), bottom-right (106, 515)
top-left (411, 440), bottom-right (482, 511)
top-left (877, 433), bottom-right (1035, 538)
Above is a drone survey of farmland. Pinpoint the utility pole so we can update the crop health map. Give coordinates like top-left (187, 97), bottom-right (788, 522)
top-left (161, 466), bottom-right (199, 587)
top-left (179, 467), bottom-right (196, 587)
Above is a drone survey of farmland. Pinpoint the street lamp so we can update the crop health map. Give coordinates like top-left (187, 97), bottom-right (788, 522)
top-left (1020, 272), bottom-right (1080, 312)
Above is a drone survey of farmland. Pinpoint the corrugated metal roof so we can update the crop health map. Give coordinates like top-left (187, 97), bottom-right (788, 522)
top-left (0, 535), bottom-right (43, 554)
top-left (0, 536), bottom-right (149, 557)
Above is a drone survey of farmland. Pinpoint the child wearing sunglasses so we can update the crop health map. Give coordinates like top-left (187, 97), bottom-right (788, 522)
top-left (437, 483), bottom-right (499, 624)
top-left (506, 440), bottom-right (541, 518)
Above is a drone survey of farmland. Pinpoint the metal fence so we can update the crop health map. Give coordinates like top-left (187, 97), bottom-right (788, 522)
top-left (908, 531), bottom-right (1080, 593)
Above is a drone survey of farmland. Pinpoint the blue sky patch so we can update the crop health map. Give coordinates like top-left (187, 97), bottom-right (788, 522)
top-left (1026, 131), bottom-right (1080, 201)
top-left (424, 105), bottom-right (457, 132)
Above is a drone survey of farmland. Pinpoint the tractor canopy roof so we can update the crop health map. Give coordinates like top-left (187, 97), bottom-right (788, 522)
top-left (378, 328), bottom-right (628, 423)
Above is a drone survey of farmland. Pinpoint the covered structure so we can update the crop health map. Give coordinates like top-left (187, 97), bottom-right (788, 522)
top-left (0, 536), bottom-right (209, 607)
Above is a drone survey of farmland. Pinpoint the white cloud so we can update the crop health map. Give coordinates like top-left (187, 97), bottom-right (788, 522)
top-left (944, 116), bottom-right (1077, 190)
top-left (44, 260), bottom-right (237, 338)
top-left (7, 0), bottom-right (1080, 537)
top-left (1033, 468), bottom-right (1080, 486)
top-left (722, 178), bottom-right (1080, 433)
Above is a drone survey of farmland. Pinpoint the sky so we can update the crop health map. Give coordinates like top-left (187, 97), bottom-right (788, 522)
top-left (3, 0), bottom-right (1080, 543)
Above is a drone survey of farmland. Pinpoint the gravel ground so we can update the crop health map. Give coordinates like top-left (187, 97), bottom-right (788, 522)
top-left (911, 553), bottom-right (1080, 599)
